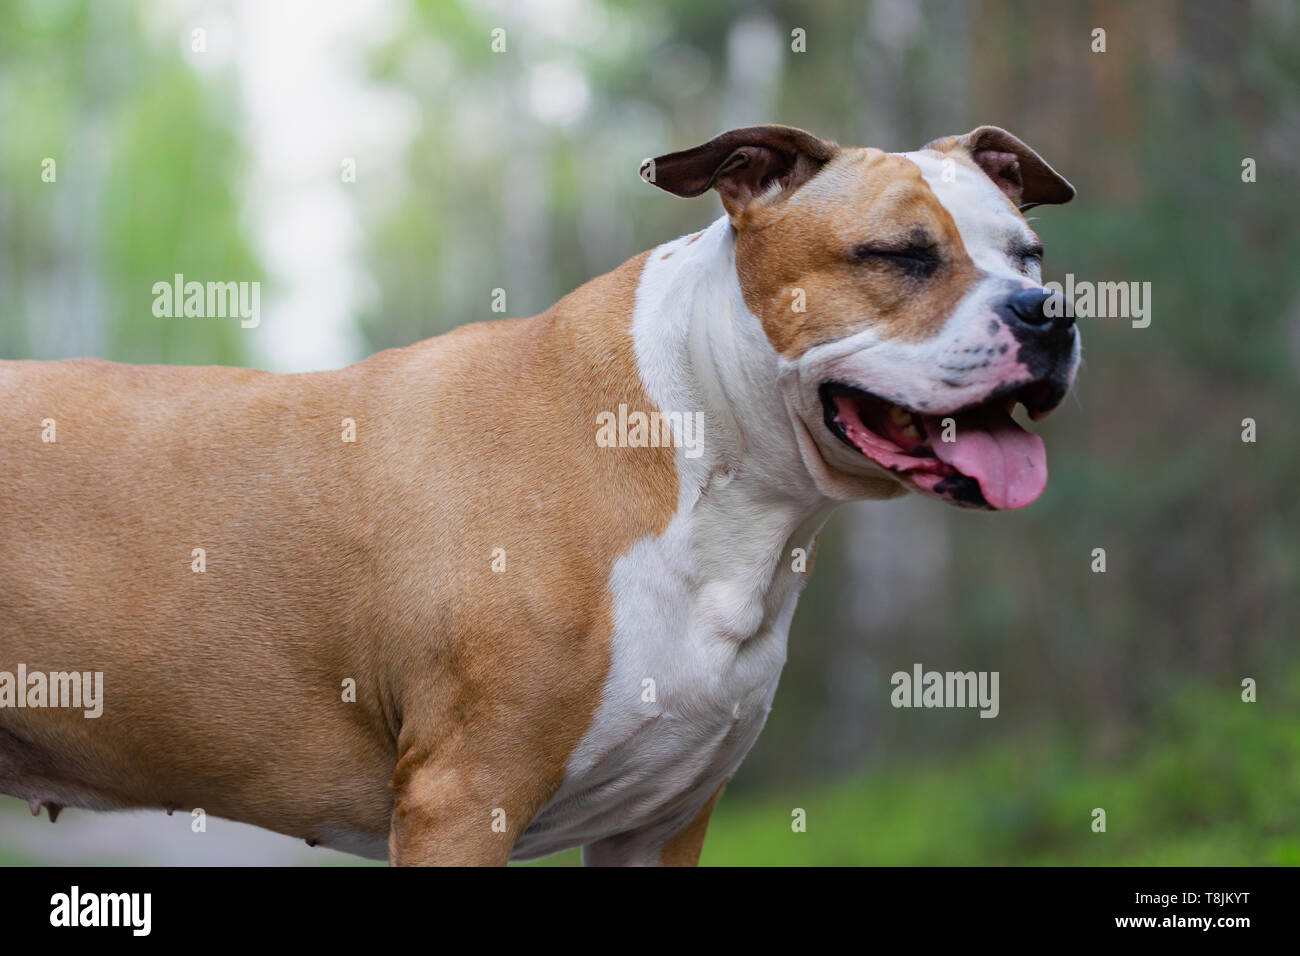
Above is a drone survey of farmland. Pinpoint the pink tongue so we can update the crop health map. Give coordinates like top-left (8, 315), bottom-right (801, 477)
top-left (922, 406), bottom-right (1047, 510)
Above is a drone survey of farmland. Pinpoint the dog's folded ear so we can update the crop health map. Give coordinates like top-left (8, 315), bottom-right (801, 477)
top-left (640, 125), bottom-right (838, 221)
top-left (926, 126), bottom-right (1075, 211)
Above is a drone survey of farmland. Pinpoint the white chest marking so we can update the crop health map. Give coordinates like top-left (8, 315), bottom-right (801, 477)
top-left (514, 220), bottom-right (829, 861)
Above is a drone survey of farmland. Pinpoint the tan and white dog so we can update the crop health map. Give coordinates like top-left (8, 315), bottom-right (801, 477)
top-left (0, 124), bottom-right (1076, 865)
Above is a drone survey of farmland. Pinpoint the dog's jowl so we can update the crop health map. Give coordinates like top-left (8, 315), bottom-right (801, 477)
top-left (0, 124), bottom-right (1075, 865)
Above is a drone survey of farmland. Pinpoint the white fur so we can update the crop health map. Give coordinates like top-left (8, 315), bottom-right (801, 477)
top-left (899, 150), bottom-right (1041, 281)
top-left (513, 219), bottom-right (832, 863)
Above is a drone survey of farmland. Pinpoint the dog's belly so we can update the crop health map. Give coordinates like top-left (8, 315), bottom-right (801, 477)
top-left (0, 723), bottom-right (123, 814)
top-left (0, 690), bottom-right (396, 849)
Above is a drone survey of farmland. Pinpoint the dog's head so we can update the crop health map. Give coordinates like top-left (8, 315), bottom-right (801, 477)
top-left (642, 124), bottom-right (1077, 510)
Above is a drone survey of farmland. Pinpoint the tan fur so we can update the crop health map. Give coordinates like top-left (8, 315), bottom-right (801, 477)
top-left (0, 251), bottom-right (678, 865)
top-left (658, 782), bottom-right (726, 866)
top-left (734, 148), bottom-right (981, 358)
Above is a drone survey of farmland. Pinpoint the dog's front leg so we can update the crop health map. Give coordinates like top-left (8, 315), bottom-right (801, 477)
top-left (387, 751), bottom-right (537, 866)
top-left (582, 783), bottom-right (726, 867)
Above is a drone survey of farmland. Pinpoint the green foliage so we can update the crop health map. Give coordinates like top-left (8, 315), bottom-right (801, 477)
top-left (0, 0), bottom-right (257, 366)
top-left (99, 69), bottom-right (258, 365)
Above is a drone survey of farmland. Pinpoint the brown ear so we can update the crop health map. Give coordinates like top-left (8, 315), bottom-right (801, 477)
top-left (640, 125), bottom-right (838, 221)
top-left (928, 125), bottom-right (1075, 211)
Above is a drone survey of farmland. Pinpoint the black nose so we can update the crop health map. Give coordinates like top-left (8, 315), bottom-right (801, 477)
top-left (997, 288), bottom-right (1072, 331)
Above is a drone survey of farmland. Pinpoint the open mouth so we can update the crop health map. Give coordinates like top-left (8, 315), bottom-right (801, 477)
top-left (819, 382), bottom-right (1058, 510)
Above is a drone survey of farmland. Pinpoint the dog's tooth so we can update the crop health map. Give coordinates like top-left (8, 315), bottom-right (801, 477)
top-left (900, 423), bottom-right (920, 440)
top-left (888, 404), bottom-right (911, 426)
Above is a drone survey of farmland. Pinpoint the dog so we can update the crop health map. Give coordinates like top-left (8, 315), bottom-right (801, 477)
top-left (0, 124), bottom-right (1076, 865)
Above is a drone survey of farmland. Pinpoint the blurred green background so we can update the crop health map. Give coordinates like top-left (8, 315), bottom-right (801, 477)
top-left (1, 0), bottom-right (1297, 865)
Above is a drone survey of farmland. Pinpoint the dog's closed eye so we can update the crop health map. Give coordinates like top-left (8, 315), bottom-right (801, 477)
top-left (850, 242), bottom-right (942, 277)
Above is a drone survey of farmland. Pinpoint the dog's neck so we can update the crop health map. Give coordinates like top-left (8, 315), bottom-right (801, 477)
top-left (628, 216), bottom-right (838, 642)
top-left (632, 216), bottom-right (817, 502)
